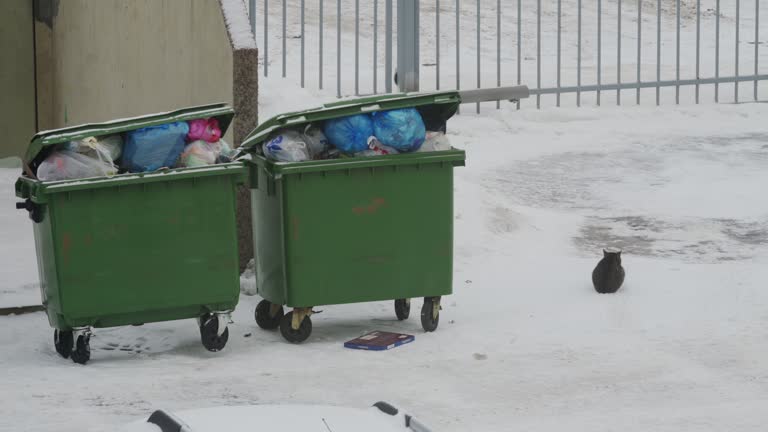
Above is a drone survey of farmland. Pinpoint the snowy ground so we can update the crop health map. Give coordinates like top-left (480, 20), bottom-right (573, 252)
top-left (2, 85), bottom-right (768, 430)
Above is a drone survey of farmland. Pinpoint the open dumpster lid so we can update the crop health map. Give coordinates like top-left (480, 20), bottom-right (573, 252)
top-left (25, 103), bottom-right (235, 167)
top-left (238, 90), bottom-right (461, 152)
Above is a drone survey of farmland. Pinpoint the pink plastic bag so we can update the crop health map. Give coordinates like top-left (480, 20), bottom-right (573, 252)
top-left (187, 118), bottom-right (222, 143)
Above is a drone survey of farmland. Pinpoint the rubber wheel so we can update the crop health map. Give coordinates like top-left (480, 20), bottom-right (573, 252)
top-left (394, 299), bottom-right (410, 321)
top-left (279, 311), bottom-right (312, 343)
top-left (70, 334), bottom-right (91, 365)
top-left (420, 297), bottom-right (440, 332)
top-left (255, 300), bottom-right (284, 330)
top-left (200, 314), bottom-right (229, 352)
top-left (54, 329), bottom-right (73, 359)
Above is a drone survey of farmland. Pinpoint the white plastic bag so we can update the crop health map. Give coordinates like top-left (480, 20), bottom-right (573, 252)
top-left (37, 150), bottom-right (118, 181)
top-left (353, 137), bottom-right (400, 157)
top-left (179, 139), bottom-right (236, 168)
top-left (303, 125), bottom-right (330, 159)
top-left (64, 135), bottom-right (123, 162)
top-left (416, 131), bottom-right (451, 152)
top-left (263, 131), bottom-right (311, 162)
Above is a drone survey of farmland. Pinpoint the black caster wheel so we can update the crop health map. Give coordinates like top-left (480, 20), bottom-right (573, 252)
top-left (255, 300), bottom-right (284, 330)
top-left (70, 334), bottom-right (91, 365)
top-left (200, 314), bottom-right (229, 352)
top-left (54, 329), bottom-right (73, 359)
top-left (394, 298), bottom-right (411, 321)
top-left (279, 311), bottom-right (312, 343)
top-left (420, 297), bottom-right (441, 332)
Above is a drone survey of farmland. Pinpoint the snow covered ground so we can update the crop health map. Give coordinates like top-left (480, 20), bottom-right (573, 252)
top-left (2, 87), bottom-right (768, 430)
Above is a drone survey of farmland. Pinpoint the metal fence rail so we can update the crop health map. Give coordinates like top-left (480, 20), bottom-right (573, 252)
top-left (249, 0), bottom-right (766, 111)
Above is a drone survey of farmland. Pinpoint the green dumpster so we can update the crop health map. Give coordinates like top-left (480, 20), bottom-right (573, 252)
top-left (241, 91), bottom-right (465, 343)
top-left (15, 104), bottom-right (245, 364)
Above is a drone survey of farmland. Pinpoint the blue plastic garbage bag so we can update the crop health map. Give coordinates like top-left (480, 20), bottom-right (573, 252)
top-left (371, 108), bottom-right (426, 152)
top-left (322, 114), bottom-right (374, 154)
top-left (122, 122), bottom-right (190, 172)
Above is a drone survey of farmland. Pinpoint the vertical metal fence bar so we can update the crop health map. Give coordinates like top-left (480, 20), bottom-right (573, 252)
top-left (636, 0), bottom-right (641, 104)
top-left (477, 0), bottom-right (481, 113)
top-left (736, 0), bottom-right (740, 102)
top-left (436, 0), bottom-right (441, 90)
top-left (249, 0), bottom-right (256, 41)
top-left (319, 0), bottom-right (324, 89)
top-left (264, 0), bottom-right (269, 77)
top-left (385, 0), bottom-right (393, 93)
top-left (756, 0), bottom-right (760, 101)
top-left (301, 0), bottom-right (306, 87)
top-left (675, 0), bottom-right (680, 104)
top-left (695, 0), bottom-right (700, 103)
top-left (577, 0), bottom-right (582, 107)
top-left (337, 0), bottom-right (341, 98)
top-left (715, 0), bottom-right (720, 102)
top-left (597, 0), bottom-right (602, 106)
top-left (282, 0), bottom-right (287, 78)
top-left (557, 0), bottom-right (562, 107)
top-left (456, 0), bottom-right (460, 112)
top-left (497, 0), bottom-right (501, 109)
top-left (374, 0), bottom-right (378, 94)
top-left (537, 0), bottom-right (541, 109)
top-left (656, 0), bottom-right (661, 105)
top-left (517, 0), bottom-right (521, 110)
top-left (617, 0), bottom-right (621, 105)
top-left (355, 0), bottom-right (360, 95)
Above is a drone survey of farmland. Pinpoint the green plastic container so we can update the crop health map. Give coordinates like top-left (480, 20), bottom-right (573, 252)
top-left (15, 104), bottom-right (246, 364)
top-left (241, 91), bottom-right (465, 343)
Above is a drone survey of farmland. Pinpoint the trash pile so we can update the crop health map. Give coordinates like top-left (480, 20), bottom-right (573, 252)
top-left (262, 108), bottom-right (451, 163)
top-left (36, 118), bottom-right (235, 181)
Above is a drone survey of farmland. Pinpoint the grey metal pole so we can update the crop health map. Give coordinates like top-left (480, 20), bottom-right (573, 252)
top-left (264, 0), bottom-right (269, 77)
top-left (497, 0), bottom-right (501, 109)
top-left (397, 0), bottom-right (420, 92)
top-left (578, 0), bottom-right (582, 107)
top-left (301, 0), bottom-right (306, 87)
top-left (676, 0), bottom-right (680, 104)
top-left (736, 0), bottom-right (740, 103)
top-left (695, 0), bottom-right (700, 103)
top-left (437, 0), bottom-right (441, 90)
top-left (374, 0), bottom-right (378, 94)
top-left (597, 0), bottom-right (602, 106)
top-left (715, 0), bottom-right (720, 102)
top-left (477, 0), bottom-right (481, 113)
top-left (355, 0), bottom-right (360, 95)
top-left (656, 0), bottom-right (661, 105)
top-left (249, 0), bottom-right (256, 40)
top-left (320, 0), bottom-right (324, 89)
top-left (282, 0), bottom-right (287, 78)
top-left (337, 0), bottom-right (341, 98)
top-left (756, 0), bottom-right (760, 101)
top-left (385, 0), bottom-right (393, 93)
top-left (617, 0), bottom-right (622, 106)
top-left (637, 0), bottom-right (641, 104)
top-left (537, 0), bottom-right (541, 108)
top-left (517, 0), bottom-right (521, 109)
top-left (456, 0), bottom-right (460, 105)
top-left (557, 0), bottom-right (562, 107)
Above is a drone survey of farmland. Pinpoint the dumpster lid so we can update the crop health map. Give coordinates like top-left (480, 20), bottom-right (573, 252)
top-left (238, 91), bottom-right (461, 152)
top-left (25, 103), bottom-right (235, 166)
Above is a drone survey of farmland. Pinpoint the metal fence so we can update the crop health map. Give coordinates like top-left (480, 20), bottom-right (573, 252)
top-left (249, 0), bottom-right (766, 111)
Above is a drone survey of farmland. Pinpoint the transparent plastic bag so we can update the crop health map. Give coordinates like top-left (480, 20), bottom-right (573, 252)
top-left (179, 139), bottom-right (236, 167)
top-left (371, 108), bottom-right (426, 152)
top-left (122, 121), bottom-right (189, 172)
top-left (37, 150), bottom-right (118, 181)
top-left (303, 124), bottom-right (330, 158)
top-left (263, 131), bottom-right (311, 162)
top-left (353, 137), bottom-right (400, 157)
top-left (64, 134), bottom-right (123, 162)
top-left (416, 131), bottom-right (452, 152)
top-left (322, 114), bottom-right (374, 154)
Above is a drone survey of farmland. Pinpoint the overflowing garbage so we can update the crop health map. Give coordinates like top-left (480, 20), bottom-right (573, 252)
top-left (262, 108), bottom-right (451, 163)
top-left (36, 117), bottom-right (234, 181)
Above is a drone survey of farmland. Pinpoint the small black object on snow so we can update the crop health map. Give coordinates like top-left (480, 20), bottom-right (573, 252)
top-left (592, 247), bottom-right (626, 294)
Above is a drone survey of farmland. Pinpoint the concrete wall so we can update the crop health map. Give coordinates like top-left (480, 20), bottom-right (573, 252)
top-left (0, 0), bottom-right (36, 159)
top-left (35, 0), bottom-right (235, 144)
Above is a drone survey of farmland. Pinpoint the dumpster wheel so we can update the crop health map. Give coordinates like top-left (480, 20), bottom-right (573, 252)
top-left (280, 310), bottom-right (312, 343)
top-left (420, 297), bottom-right (441, 332)
top-left (199, 313), bottom-right (229, 352)
top-left (54, 329), bottom-right (73, 359)
top-left (255, 300), bottom-right (284, 330)
top-left (70, 333), bottom-right (91, 365)
top-left (394, 299), bottom-right (411, 321)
